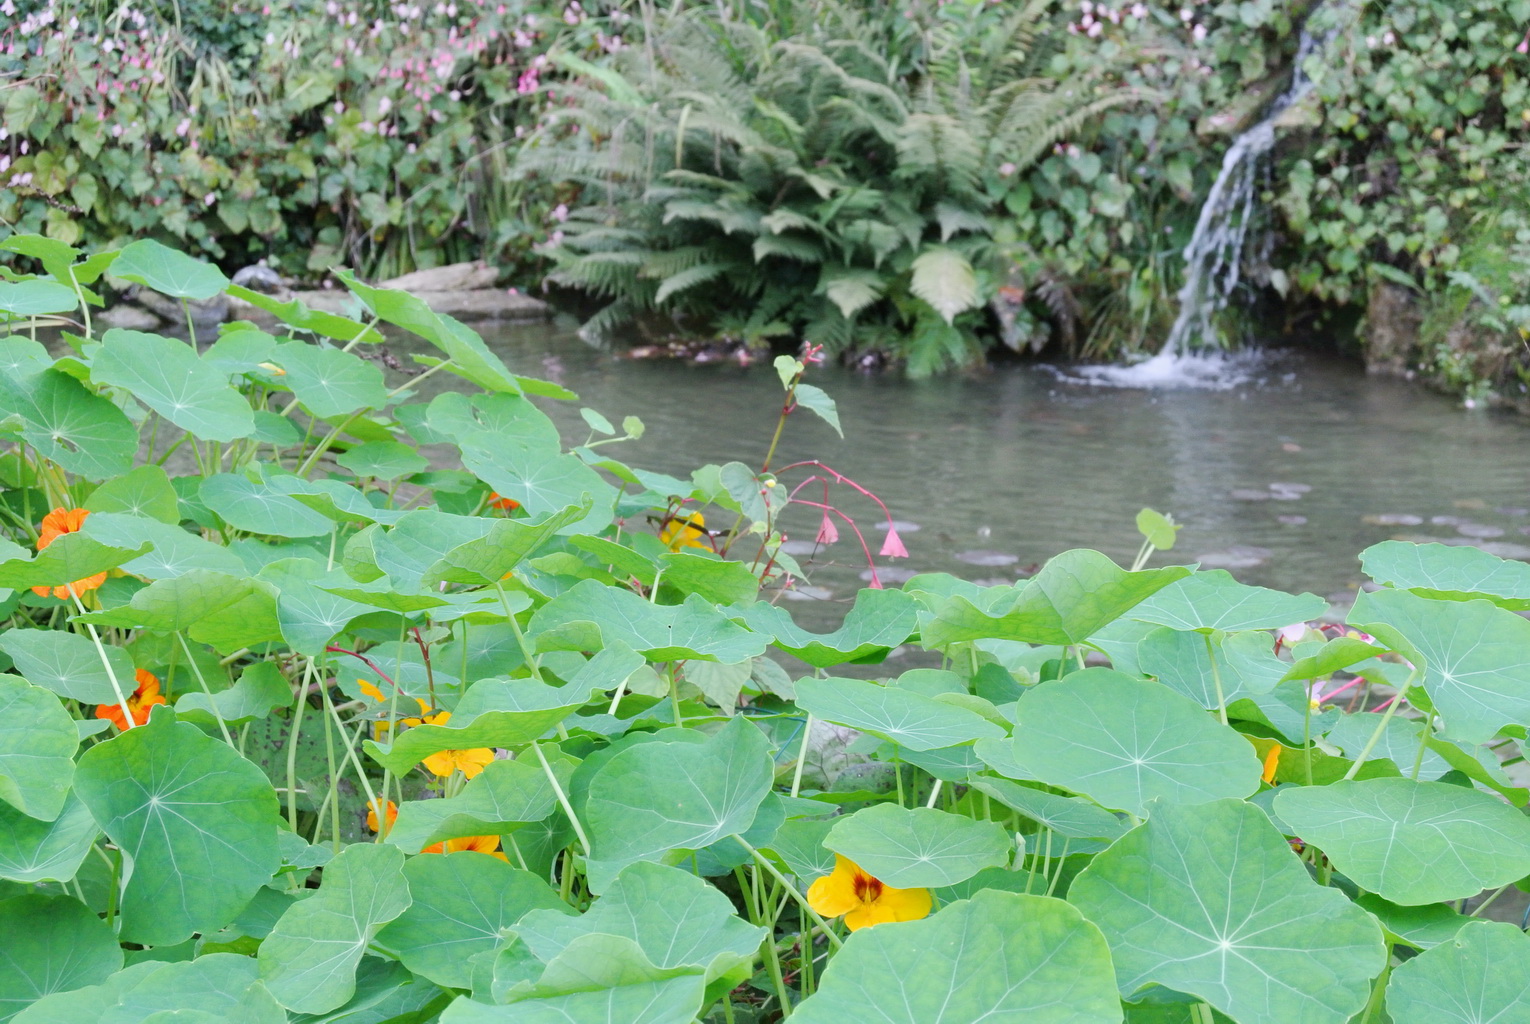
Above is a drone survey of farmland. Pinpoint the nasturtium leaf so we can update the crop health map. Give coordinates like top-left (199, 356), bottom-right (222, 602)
top-left (1348, 586), bottom-right (1530, 744)
top-left (1072, 799), bottom-right (1385, 1023)
top-left (745, 589), bottom-right (920, 667)
top-left (1273, 778), bottom-right (1530, 905)
top-left (422, 501), bottom-right (592, 586)
top-left (259, 560), bottom-right (377, 656)
top-left (1321, 712), bottom-right (1455, 780)
top-left (17, 953), bottom-right (286, 1024)
top-left (793, 676), bottom-right (1004, 751)
top-left (226, 284), bottom-right (384, 345)
top-left (0, 794), bottom-right (97, 883)
top-left (175, 662), bottom-right (291, 729)
top-left (93, 330), bottom-right (254, 441)
top-left (655, 551), bottom-right (759, 606)
top-left (824, 804), bottom-right (1010, 888)
top-left (0, 338), bottom-right (50, 379)
top-left (260, 843), bottom-right (411, 1014)
top-left (447, 934), bottom-right (706, 1024)
top-left (110, 238), bottom-right (229, 300)
top-left (531, 580), bottom-right (767, 663)
top-left (922, 550), bottom-right (1190, 647)
top-left (0, 279), bottom-right (78, 317)
top-left (1127, 570), bottom-right (1326, 632)
top-left (73, 709), bottom-right (282, 945)
top-left (365, 647), bottom-right (637, 775)
top-left (377, 853), bottom-right (570, 990)
top-left (458, 435), bottom-right (616, 535)
top-left (82, 465), bottom-right (179, 524)
top-left (0, 895), bottom-right (122, 1023)
top-left (765, 817), bottom-right (837, 880)
top-left (1138, 628), bottom-right (1281, 709)
top-left (81, 512), bottom-right (246, 579)
top-left (268, 475), bottom-right (409, 527)
top-left (0, 531), bottom-right (147, 595)
top-left (1007, 669), bottom-right (1263, 816)
top-left (967, 776), bottom-right (1128, 840)
top-left (358, 510), bottom-right (494, 589)
top-left (270, 341), bottom-right (388, 418)
top-left (1362, 540), bottom-right (1530, 610)
top-left (585, 716), bottom-right (774, 882)
top-left (1386, 920), bottom-right (1530, 1023)
top-left (793, 891), bottom-right (1119, 1024)
top-left (0, 675), bottom-right (76, 821)
top-left (74, 570), bottom-right (263, 634)
top-left (335, 441), bottom-right (430, 480)
top-left (0, 368), bottom-right (137, 480)
top-left (515, 860), bottom-right (765, 981)
top-left (1281, 636), bottom-right (1384, 681)
top-left (1353, 894), bottom-right (1482, 950)
top-left (1136, 507), bottom-right (1181, 550)
top-left (200, 473), bottom-right (336, 538)
top-left (202, 327), bottom-right (278, 378)
top-left (0, 629), bottom-right (134, 705)
top-left (385, 754), bottom-right (570, 853)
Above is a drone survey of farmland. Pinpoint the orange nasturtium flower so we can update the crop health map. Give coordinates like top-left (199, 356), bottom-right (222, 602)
top-left (366, 798), bottom-right (507, 860)
top-left (32, 507), bottom-right (108, 599)
top-left (488, 492), bottom-right (522, 512)
top-left (1261, 744), bottom-right (1282, 785)
top-left (367, 798), bottom-right (399, 835)
top-left (807, 855), bottom-right (932, 931)
top-left (95, 669), bottom-right (168, 730)
top-left (659, 510), bottom-right (709, 552)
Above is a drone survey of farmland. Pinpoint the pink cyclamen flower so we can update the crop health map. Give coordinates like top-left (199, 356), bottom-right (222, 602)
top-left (879, 526), bottom-right (909, 559)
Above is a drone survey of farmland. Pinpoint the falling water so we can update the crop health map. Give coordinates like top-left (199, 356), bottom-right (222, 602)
top-left (1071, 24), bottom-right (1327, 388)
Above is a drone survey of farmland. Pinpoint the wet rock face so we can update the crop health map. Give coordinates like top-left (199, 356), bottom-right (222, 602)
top-left (1363, 282), bottom-right (1422, 378)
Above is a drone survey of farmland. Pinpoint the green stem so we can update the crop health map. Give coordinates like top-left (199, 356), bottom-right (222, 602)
top-left (70, 594), bottom-right (136, 731)
top-left (733, 836), bottom-right (843, 950)
top-left (318, 674), bottom-right (342, 853)
top-left (1410, 711), bottom-right (1433, 781)
top-left (1343, 670), bottom-right (1417, 782)
top-left (1204, 633), bottom-right (1228, 726)
top-left (177, 631), bottom-right (233, 745)
top-left (789, 714), bottom-right (814, 799)
top-left (925, 779), bottom-right (943, 808)
top-left (667, 663), bottom-right (682, 726)
top-left (760, 934), bottom-right (792, 1018)
top-left (287, 662), bottom-right (314, 831)
top-left (530, 741), bottom-right (591, 857)
top-left (1358, 953), bottom-right (1391, 1024)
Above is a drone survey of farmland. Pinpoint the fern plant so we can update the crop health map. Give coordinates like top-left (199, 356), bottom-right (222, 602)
top-left (525, 0), bottom-right (1138, 374)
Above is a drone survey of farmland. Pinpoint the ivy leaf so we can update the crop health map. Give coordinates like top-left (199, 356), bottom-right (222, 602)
top-left (1069, 799), bottom-right (1386, 1024)
top-left (792, 891), bottom-right (1120, 1024)
top-left (824, 804), bottom-right (1010, 888)
top-left (259, 843), bottom-right (412, 1014)
top-left (73, 709), bottom-right (282, 946)
top-left (792, 383), bottom-right (842, 437)
top-left (0, 895), bottom-right (122, 1022)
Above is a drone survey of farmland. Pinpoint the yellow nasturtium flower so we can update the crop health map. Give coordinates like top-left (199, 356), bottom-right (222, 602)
top-left (806, 855), bottom-right (932, 931)
top-left (659, 511), bottom-right (709, 552)
top-left (417, 712), bottom-right (495, 779)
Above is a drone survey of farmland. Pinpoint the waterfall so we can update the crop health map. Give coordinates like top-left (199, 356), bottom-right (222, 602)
top-left (1068, 21), bottom-right (1328, 388)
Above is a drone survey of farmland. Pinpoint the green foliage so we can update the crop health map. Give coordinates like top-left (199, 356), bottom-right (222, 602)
top-left (3, 237), bottom-right (1529, 1023)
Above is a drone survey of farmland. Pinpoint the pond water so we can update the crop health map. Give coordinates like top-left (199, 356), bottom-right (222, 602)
top-left (438, 321), bottom-right (1530, 627)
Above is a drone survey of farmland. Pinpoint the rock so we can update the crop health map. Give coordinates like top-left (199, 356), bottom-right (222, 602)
top-left (380, 260), bottom-right (499, 293)
top-left (1457, 523), bottom-right (1505, 539)
top-left (1363, 282), bottom-right (1422, 377)
top-left (1194, 545), bottom-right (1272, 569)
top-left (226, 285), bottom-right (551, 326)
top-left (1362, 513), bottom-right (1423, 526)
top-left (96, 303), bottom-right (164, 330)
top-left (131, 288), bottom-right (229, 329)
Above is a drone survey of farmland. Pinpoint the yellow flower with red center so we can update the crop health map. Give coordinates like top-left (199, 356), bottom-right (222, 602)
top-left (95, 668), bottom-right (167, 730)
top-left (659, 510), bottom-right (709, 552)
top-left (32, 507), bottom-right (108, 600)
top-left (806, 855), bottom-right (932, 931)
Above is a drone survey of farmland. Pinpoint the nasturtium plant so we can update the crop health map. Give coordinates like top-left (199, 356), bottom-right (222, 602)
top-left (0, 237), bottom-right (1523, 1023)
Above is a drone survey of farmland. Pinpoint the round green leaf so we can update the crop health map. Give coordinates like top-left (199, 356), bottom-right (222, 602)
top-left (81, 512), bottom-right (246, 580)
top-left (0, 628), bottom-right (135, 705)
top-left (744, 589), bottom-right (920, 667)
top-left (16, 953), bottom-right (285, 1024)
top-left (259, 843), bottom-right (412, 1014)
top-left (585, 716), bottom-right (774, 882)
top-left (793, 891), bottom-right (1120, 1024)
top-left (384, 754), bottom-right (569, 854)
top-left (0, 368), bottom-right (137, 481)
top-left (1273, 778), bottom-right (1530, 905)
top-left (0, 280), bottom-right (78, 317)
top-left (1128, 570), bottom-right (1327, 632)
top-left (377, 853), bottom-right (570, 989)
top-left (1362, 540), bottom-right (1530, 610)
top-left (335, 441), bottom-right (429, 480)
top-left (73, 708), bottom-right (282, 945)
top-left (82, 465), bottom-right (180, 524)
top-left (0, 895), bottom-right (122, 1022)
top-left (1006, 669), bottom-right (1263, 816)
top-left (530, 580), bottom-right (767, 663)
top-left (1070, 799), bottom-right (1386, 1024)
top-left (271, 341), bottom-right (389, 418)
top-left (110, 239), bottom-right (229, 300)
top-left (1386, 921), bottom-right (1530, 1023)
top-left (200, 473), bottom-right (337, 538)
top-left (793, 676), bottom-right (1005, 752)
top-left (967, 776), bottom-right (1128, 841)
top-left (0, 675), bottom-right (77, 821)
top-left (0, 794), bottom-right (98, 884)
top-left (93, 330), bottom-right (254, 442)
top-left (823, 804), bottom-right (1011, 888)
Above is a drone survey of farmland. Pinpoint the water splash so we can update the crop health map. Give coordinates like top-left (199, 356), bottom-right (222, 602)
top-left (1071, 23), bottom-right (1327, 389)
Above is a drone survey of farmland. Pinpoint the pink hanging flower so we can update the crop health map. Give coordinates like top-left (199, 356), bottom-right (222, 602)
top-left (879, 526), bottom-right (909, 559)
top-left (816, 511), bottom-right (839, 545)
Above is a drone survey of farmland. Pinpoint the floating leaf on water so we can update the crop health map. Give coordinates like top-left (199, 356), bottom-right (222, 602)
top-left (953, 550), bottom-right (1020, 567)
top-left (1363, 513), bottom-right (1423, 526)
top-left (1455, 523), bottom-right (1504, 539)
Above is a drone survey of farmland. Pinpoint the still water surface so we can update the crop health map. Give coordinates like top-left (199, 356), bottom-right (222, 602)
top-left (445, 322), bottom-right (1530, 622)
